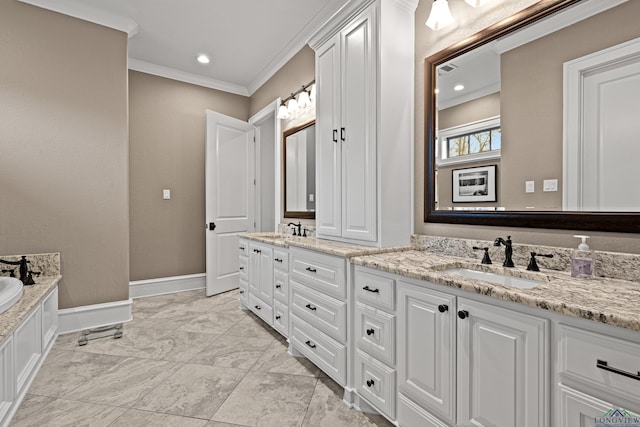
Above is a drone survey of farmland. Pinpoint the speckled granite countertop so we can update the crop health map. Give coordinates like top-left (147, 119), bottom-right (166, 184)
top-left (351, 250), bottom-right (640, 332)
top-left (0, 276), bottom-right (60, 341)
top-left (239, 232), bottom-right (410, 257)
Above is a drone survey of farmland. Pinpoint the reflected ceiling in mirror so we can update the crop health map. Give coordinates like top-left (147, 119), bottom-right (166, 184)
top-left (425, 0), bottom-right (640, 233)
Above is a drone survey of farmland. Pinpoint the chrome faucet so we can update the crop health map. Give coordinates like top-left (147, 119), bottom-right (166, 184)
top-left (0, 256), bottom-right (39, 285)
top-left (493, 236), bottom-right (515, 267)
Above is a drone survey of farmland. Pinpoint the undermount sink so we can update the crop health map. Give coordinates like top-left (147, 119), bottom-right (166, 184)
top-left (441, 267), bottom-right (545, 289)
top-left (0, 277), bottom-right (24, 315)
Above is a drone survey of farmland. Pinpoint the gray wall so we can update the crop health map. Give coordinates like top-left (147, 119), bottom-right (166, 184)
top-left (128, 71), bottom-right (250, 281)
top-left (0, 0), bottom-right (129, 308)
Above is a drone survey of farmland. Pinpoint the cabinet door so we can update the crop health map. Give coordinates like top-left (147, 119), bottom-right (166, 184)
top-left (248, 243), bottom-right (261, 294)
top-left (258, 245), bottom-right (274, 303)
top-left (316, 32), bottom-right (342, 238)
top-left (340, 6), bottom-right (377, 242)
top-left (457, 298), bottom-right (548, 427)
top-left (397, 282), bottom-right (456, 424)
top-left (558, 384), bottom-right (627, 427)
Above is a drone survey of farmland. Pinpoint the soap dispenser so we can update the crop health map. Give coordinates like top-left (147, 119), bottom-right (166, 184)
top-left (571, 235), bottom-right (595, 279)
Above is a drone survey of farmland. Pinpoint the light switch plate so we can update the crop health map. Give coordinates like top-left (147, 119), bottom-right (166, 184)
top-left (543, 179), bottom-right (558, 192)
top-left (525, 181), bottom-right (535, 193)
top-left (163, 189), bottom-right (171, 200)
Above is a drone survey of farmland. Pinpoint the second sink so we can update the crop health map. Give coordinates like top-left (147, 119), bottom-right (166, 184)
top-left (441, 267), bottom-right (544, 289)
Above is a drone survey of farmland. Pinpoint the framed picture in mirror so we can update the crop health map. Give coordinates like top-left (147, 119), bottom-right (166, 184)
top-left (452, 165), bottom-right (497, 203)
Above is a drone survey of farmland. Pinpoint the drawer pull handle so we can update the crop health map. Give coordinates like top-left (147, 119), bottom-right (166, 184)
top-left (253, 249), bottom-right (261, 253)
top-left (275, 315), bottom-right (281, 320)
top-left (438, 304), bottom-right (448, 313)
top-left (276, 284), bottom-right (281, 289)
top-left (305, 267), bottom-right (317, 273)
top-left (275, 258), bottom-right (283, 263)
top-left (362, 286), bottom-right (380, 293)
top-left (366, 328), bottom-right (375, 336)
top-left (305, 340), bottom-right (316, 349)
top-left (305, 303), bottom-right (317, 311)
top-left (596, 359), bottom-right (640, 381)
top-left (239, 290), bottom-right (244, 294)
top-left (366, 379), bottom-right (375, 387)
top-left (239, 246), bottom-right (245, 250)
top-left (255, 305), bottom-right (261, 310)
top-left (239, 267), bottom-right (244, 271)
top-left (458, 310), bottom-right (469, 319)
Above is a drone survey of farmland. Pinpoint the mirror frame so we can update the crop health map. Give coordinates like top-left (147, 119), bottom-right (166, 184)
top-left (283, 119), bottom-right (316, 219)
top-left (424, 0), bottom-right (640, 233)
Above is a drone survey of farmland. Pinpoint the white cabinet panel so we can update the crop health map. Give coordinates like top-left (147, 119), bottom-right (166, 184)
top-left (354, 268), bottom-right (395, 311)
top-left (42, 288), bottom-right (58, 351)
top-left (290, 249), bottom-right (346, 299)
top-left (354, 302), bottom-right (395, 366)
top-left (355, 349), bottom-right (396, 419)
top-left (397, 282), bottom-right (456, 424)
top-left (14, 305), bottom-right (42, 396)
top-left (457, 298), bottom-right (548, 427)
top-left (0, 336), bottom-right (13, 424)
top-left (290, 281), bottom-right (347, 342)
top-left (273, 300), bottom-right (289, 338)
top-left (273, 270), bottom-right (289, 305)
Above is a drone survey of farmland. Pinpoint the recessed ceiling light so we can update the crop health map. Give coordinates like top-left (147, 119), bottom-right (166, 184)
top-left (454, 84), bottom-right (465, 91)
top-left (196, 54), bottom-right (210, 64)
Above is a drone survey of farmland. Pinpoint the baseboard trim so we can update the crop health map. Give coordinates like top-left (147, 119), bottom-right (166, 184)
top-left (129, 273), bottom-right (206, 299)
top-left (58, 299), bottom-right (133, 334)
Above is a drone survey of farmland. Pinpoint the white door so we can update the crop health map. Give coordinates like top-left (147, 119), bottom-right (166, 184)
top-left (205, 110), bottom-right (255, 296)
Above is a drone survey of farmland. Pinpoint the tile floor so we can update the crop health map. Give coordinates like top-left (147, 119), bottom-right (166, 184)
top-left (11, 289), bottom-right (394, 426)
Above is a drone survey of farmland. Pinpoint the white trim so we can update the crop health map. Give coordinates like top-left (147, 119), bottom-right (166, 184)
top-left (308, 0), bottom-right (375, 50)
top-left (17, 0), bottom-right (138, 37)
top-left (563, 36), bottom-right (640, 210)
top-left (494, 0), bottom-right (629, 54)
top-left (58, 299), bottom-right (132, 335)
top-left (129, 273), bottom-right (206, 299)
top-left (128, 59), bottom-right (249, 96)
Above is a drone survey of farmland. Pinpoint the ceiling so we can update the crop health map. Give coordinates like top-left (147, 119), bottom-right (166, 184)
top-left (19, 0), bottom-right (350, 96)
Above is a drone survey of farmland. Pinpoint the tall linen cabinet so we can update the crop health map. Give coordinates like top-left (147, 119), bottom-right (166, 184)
top-left (309, 0), bottom-right (417, 247)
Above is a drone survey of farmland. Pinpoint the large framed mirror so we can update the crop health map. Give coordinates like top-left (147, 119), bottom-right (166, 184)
top-left (283, 120), bottom-right (316, 219)
top-left (425, 0), bottom-right (640, 232)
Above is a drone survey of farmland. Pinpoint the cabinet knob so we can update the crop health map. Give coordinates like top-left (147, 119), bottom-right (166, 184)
top-left (366, 379), bottom-right (375, 387)
top-left (255, 305), bottom-right (261, 310)
top-left (276, 284), bottom-right (281, 289)
top-left (239, 246), bottom-right (245, 250)
top-left (366, 328), bottom-right (375, 336)
top-left (438, 304), bottom-right (448, 313)
top-left (458, 310), bottom-right (469, 319)
top-left (275, 315), bottom-right (281, 320)
top-left (239, 290), bottom-right (244, 294)
top-left (239, 267), bottom-right (244, 271)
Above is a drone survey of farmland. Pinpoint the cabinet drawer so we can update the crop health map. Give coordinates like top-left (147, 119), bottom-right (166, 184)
top-left (274, 270), bottom-right (289, 305)
top-left (354, 268), bottom-right (395, 311)
top-left (355, 349), bottom-right (396, 419)
top-left (355, 302), bottom-right (395, 366)
top-left (273, 300), bottom-right (289, 338)
top-left (41, 287), bottom-right (58, 351)
top-left (238, 239), bottom-right (249, 257)
top-left (558, 384), bottom-right (639, 427)
top-left (273, 249), bottom-right (289, 272)
top-left (239, 279), bottom-right (249, 306)
top-left (290, 249), bottom-right (346, 299)
top-left (290, 314), bottom-right (346, 385)
top-left (559, 324), bottom-right (640, 401)
top-left (248, 292), bottom-right (272, 326)
top-left (290, 281), bottom-right (347, 342)
top-left (238, 256), bottom-right (248, 281)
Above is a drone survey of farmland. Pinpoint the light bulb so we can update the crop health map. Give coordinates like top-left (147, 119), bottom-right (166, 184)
top-left (426, 0), bottom-right (454, 31)
top-left (287, 96), bottom-right (299, 114)
top-left (309, 84), bottom-right (316, 102)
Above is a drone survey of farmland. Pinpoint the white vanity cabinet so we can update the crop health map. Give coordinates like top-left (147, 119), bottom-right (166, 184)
top-left (310, 0), bottom-right (415, 246)
top-left (289, 248), bottom-right (348, 386)
top-left (456, 298), bottom-right (548, 427)
top-left (272, 249), bottom-right (290, 337)
top-left (238, 239), bottom-right (249, 306)
top-left (247, 242), bottom-right (274, 325)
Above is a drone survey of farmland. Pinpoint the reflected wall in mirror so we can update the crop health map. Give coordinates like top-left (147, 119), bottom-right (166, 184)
top-left (284, 120), bottom-right (316, 219)
top-left (425, 0), bottom-right (640, 232)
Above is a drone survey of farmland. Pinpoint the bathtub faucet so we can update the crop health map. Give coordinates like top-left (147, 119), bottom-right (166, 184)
top-left (0, 256), bottom-right (38, 285)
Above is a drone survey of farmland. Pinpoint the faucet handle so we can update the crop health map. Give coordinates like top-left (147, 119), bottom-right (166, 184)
top-left (472, 246), bottom-right (492, 265)
top-left (2, 269), bottom-right (16, 277)
top-left (527, 252), bottom-right (553, 271)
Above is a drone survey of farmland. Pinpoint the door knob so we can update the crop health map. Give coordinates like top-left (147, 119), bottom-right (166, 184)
top-left (208, 222), bottom-right (216, 231)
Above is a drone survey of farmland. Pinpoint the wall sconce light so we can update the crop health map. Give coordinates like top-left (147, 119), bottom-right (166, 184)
top-left (426, 0), bottom-right (494, 31)
top-left (277, 80), bottom-right (316, 120)
top-left (426, 0), bottom-right (454, 31)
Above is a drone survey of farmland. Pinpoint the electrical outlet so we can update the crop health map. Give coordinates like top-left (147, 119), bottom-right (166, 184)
top-left (309, 194), bottom-right (314, 202)
top-left (525, 181), bottom-right (535, 193)
top-left (163, 189), bottom-right (171, 200)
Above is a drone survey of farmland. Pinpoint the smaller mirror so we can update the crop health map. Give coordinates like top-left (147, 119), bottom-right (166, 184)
top-left (284, 120), bottom-right (316, 219)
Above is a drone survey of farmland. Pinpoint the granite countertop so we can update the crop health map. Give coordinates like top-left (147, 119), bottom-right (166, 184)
top-left (239, 232), bottom-right (410, 258)
top-left (351, 250), bottom-right (640, 332)
top-left (0, 275), bottom-right (60, 341)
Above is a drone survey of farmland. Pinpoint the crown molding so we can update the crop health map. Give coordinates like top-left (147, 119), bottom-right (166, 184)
top-left (308, 0), bottom-right (375, 50)
top-left (128, 59), bottom-right (250, 97)
top-left (246, 0), bottom-right (350, 95)
top-left (18, 0), bottom-right (138, 37)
